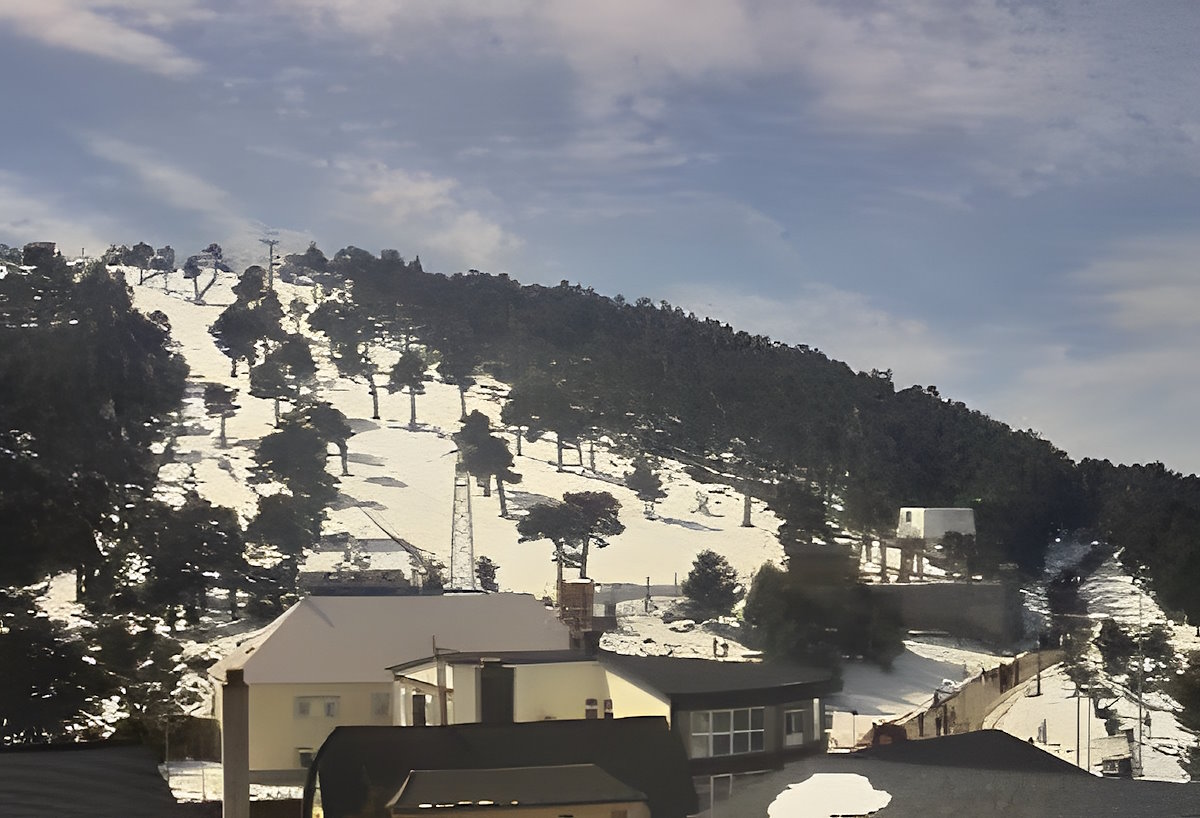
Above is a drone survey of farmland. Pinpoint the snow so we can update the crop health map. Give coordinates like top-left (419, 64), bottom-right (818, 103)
top-left (767, 773), bottom-right (891, 817)
top-left (126, 273), bottom-right (788, 600)
top-left (983, 538), bottom-right (1199, 781)
top-left (27, 269), bottom-right (1199, 790)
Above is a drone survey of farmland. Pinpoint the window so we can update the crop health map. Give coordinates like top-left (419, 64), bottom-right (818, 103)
top-left (295, 696), bottom-right (340, 719)
top-left (585, 698), bottom-right (599, 719)
top-left (689, 708), bottom-right (764, 757)
top-left (603, 698), bottom-right (613, 719)
top-left (371, 692), bottom-right (391, 719)
top-left (784, 709), bottom-right (810, 745)
top-left (297, 748), bottom-right (315, 768)
top-left (905, 510), bottom-right (912, 523)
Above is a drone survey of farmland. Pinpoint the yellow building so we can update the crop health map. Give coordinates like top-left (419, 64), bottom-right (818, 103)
top-left (209, 594), bottom-right (571, 782)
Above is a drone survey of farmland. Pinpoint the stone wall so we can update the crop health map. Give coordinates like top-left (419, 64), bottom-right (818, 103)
top-left (886, 648), bottom-right (1065, 741)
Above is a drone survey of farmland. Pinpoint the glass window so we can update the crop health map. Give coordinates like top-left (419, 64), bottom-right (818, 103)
top-left (371, 692), bottom-right (390, 719)
top-left (295, 698), bottom-right (311, 718)
top-left (323, 699), bottom-right (339, 718)
top-left (688, 708), bottom-right (766, 757)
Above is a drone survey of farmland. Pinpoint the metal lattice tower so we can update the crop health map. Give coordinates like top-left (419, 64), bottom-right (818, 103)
top-left (449, 456), bottom-right (477, 590)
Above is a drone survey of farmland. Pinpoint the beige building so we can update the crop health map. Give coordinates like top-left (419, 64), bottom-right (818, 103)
top-left (209, 594), bottom-right (571, 781)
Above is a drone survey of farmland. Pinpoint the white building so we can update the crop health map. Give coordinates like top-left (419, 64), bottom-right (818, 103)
top-left (896, 507), bottom-right (976, 541)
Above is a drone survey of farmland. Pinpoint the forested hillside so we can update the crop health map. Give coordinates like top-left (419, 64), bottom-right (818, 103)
top-left (291, 245), bottom-right (1200, 624)
top-left (4, 241), bottom-right (1200, 743)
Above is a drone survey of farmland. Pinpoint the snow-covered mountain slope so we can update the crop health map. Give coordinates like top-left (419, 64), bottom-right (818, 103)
top-left (128, 272), bottom-right (785, 600)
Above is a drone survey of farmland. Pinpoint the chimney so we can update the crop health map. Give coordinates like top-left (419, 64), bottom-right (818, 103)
top-left (222, 668), bottom-right (250, 818)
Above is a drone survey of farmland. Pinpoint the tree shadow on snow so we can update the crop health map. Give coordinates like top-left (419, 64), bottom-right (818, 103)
top-left (505, 489), bottom-right (557, 512)
top-left (656, 516), bottom-right (720, 532)
top-left (330, 494), bottom-right (386, 511)
top-left (348, 453), bottom-right (387, 467)
top-left (348, 419), bottom-right (380, 433)
top-left (364, 476), bottom-right (407, 489)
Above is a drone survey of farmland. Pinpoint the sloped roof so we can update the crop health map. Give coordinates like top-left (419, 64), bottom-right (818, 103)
top-left (858, 729), bottom-right (1087, 775)
top-left (715, 738), bottom-right (1200, 818)
top-left (210, 594), bottom-right (570, 684)
top-left (0, 742), bottom-right (185, 818)
top-left (388, 764), bottom-right (647, 810)
top-left (306, 717), bottom-right (697, 818)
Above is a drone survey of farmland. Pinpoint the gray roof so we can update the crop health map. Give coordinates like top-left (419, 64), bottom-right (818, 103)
top-left (716, 731), bottom-right (1200, 818)
top-left (0, 743), bottom-right (186, 818)
top-left (387, 764), bottom-right (647, 810)
top-left (210, 594), bottom-right (571, 684)
top-left (306, 717), bottom-right (697, 818)
top-left (599, 651), bottom-right (839, 698)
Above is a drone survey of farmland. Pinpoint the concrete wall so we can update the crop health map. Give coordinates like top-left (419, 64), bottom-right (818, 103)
top-left (889, 648), bottom-right (1065, 740)
top-left (227, 682), bottom-right (392, 772)
top-left (602, 668), bottom-right (672, 722)
top-left (866, 580), bottom-right (1024, 645)
top-left (512, 662), bottom-right (612, 722)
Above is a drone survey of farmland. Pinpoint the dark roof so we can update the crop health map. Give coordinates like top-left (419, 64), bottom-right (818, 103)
top-left (387, 764), bottom-right (647, 811)
top-left (0, 742), bottom-right (185, 818)
top-left (707, 738), bottom-right (1200, 818)
top-left (389, 649), bottom-right (591, 674)
top-left (305, 717), bottom-right (696, 818)
top-left (599, 651), bottom-right (840, 705)
top-left (858, 730), bottom-right (1089, 775)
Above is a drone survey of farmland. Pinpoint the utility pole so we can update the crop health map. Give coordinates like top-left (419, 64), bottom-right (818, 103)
top-left (1136, 589), bottom-right (1144, 772)
top-left (433, 636), bottom-right (448, 725)
top-left (259, 235), bottom-right (280, 289)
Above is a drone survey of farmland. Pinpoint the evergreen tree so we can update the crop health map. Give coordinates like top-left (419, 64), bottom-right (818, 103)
top-left (681, 550), bottom-right (740, 614)
top-left (203, 382), bottom-right (239, 447)
top-left (624, 456), bottom-right (667, 518)
top-left (476, 556), bottom-right (500, 592)
top-left (562, 491), bottom-right (624, 579)
top-left (388, 349), bottom-right (429, 429)
top-left (454, 411), bottom-right (522, 516)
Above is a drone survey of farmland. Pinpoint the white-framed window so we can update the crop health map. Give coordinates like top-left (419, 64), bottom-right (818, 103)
top-left (585, 698), bottom-right (599, 719)
top-left (297, 748), bottom-right (315, 768)
top-left (688, 708), bottom-right (764, 757)
top-left (295, 696), bottom-right (340, 718)
top-left (371, 691), bottom-right (391, 719)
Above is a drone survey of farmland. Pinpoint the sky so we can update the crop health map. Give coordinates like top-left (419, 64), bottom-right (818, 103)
top-left (3, 1), bottom-right (1200, 474)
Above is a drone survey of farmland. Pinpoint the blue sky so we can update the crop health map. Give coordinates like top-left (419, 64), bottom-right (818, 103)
top-left (4, 1), bottom-right (1200, 473)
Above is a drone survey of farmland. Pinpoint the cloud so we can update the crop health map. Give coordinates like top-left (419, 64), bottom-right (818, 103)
top-left (978, 232), bottom-right (1200, 472)
top-left (331, 157), bottom-right (521, 270)
top-left (0, 171), bottom-right (116, 254)
top-left (268, 0), bottom-right (1200, 192)
top-left (85, 136), bottom-right (238, 228)
top-left (82, 135), bottom-right (317, 268)
top-left (0, 0), bottom-right (206, 77)
top-left (661, 281), bottom-right (968, 391)
top-left (1072, 234), bottom-right (1200, 335)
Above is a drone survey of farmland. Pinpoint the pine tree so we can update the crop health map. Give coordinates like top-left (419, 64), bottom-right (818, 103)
top-left (681, 550), bottom-right (740, 614)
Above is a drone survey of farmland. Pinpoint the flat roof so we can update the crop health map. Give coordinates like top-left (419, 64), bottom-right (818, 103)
top-left (599, 651), bottom-right (839, 699)
top-left (387, 764), bottom-right (646, 810)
